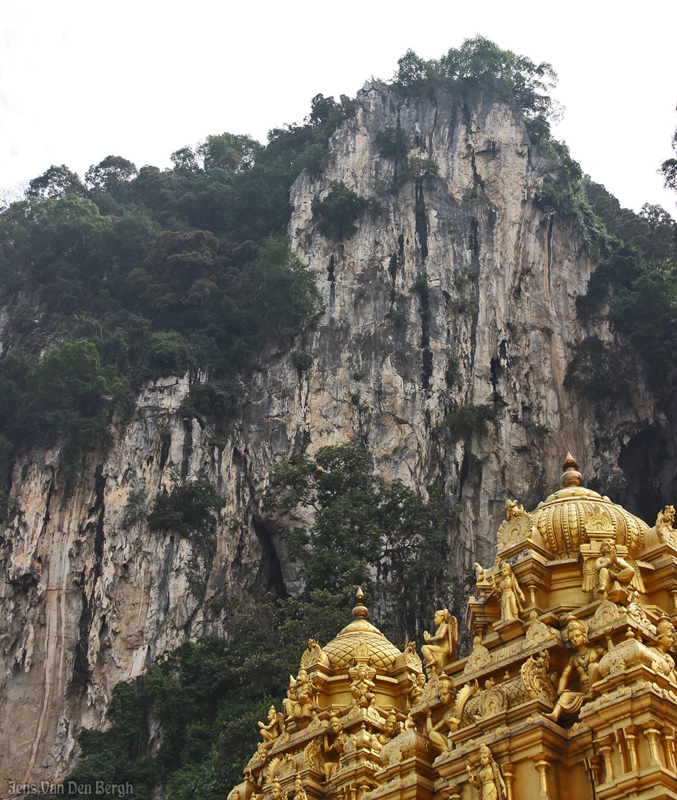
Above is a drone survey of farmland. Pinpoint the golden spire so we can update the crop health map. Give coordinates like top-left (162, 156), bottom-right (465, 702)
top-left (352, 587), bottom-right (369, 620)
top-left (561, 452), bottom-right (583, 488)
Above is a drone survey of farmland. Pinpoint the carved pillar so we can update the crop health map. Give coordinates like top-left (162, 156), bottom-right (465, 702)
top-left (644, 726), bottom-right (663, 766)
top-left (502, 764), bottom-right (516, 800)
top-left (669, 588), bottom-right (677, 614)
top-left (624, 725), bottom-right (639, 772)
top-left (588, 756), bottom-right (602, 788)
top-left (598, 739), bottom-right (615, 783)
top-left (662, 726), bottom-right (676, 771)
top-left (533, 757), bottom-right (550, 799)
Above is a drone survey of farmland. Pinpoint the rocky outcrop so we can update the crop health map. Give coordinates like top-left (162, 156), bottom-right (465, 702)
top-left (0, 84), bottom-right (666, 788)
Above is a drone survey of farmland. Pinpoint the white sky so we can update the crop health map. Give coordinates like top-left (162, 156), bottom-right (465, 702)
top-left (1, 0), bottom-right (676, 214)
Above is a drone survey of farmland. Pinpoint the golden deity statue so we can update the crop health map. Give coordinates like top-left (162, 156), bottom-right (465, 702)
top-left (492, 559), bottom-right (525, 622)
top-left (466, 744), bottom-right (507, 800)
top-left (230, 454), bottom-right (677, 800)
top-left (421, 609), bottom-right (458, 674)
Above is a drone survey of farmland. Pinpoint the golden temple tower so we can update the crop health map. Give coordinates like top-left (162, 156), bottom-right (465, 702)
top-left (231, 456), bottom-right (677, 800)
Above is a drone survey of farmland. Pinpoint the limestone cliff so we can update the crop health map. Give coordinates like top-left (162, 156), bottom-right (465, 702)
top-left (0, 84), bottom-right (666, 788)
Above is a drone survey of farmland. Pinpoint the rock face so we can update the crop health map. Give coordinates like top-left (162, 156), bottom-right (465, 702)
top-left (0, 84), bottom-right (664, 788)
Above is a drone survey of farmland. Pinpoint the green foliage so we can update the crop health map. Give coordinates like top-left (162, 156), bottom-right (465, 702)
top-left (23, 339), bottom-right (129, 450)
top-left (266, 443), bottom-right (452, 640)
top-left (660, 106), bottom-right (677, 193)
top-left (26, 164), bottom-right (86, 199)
top-left (564, 336), bottom-right (633, 407)
top-left (572, 177), bottom-right (677, 394)
top-left (445, 355), bottom-right (461, 389)
top-left (0, 90), bottom-right (345, 481)
top-left (120, 485), bottom-right (148, 529)
top-left (375, 126), bottom-right (409, 160)
top-left (68, 595), bottom-right (348, 799)
top-left (394, 37), bottom-right (557, 125)
top-left (400, 156), bottom-right (439, 184)
top-left (148, 478), bottom-right (225, 544)
top-left (142, 331), bottom-right (193, 379)
top-left (313, 182), bottom-right (369, 240)
top-left (438, 403), bottom-right (495, 442)
top-left (291, 350), bottom-right (314, 376)
top-left (179, 381), bottom-right (238, 438)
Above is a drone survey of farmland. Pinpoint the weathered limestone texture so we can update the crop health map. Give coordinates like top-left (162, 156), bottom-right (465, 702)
top-left (0, 85), bottom-right (658, 788)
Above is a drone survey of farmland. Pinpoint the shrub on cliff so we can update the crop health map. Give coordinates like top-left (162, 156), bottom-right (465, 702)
top-left (312, 182), bottom-right (369, 240)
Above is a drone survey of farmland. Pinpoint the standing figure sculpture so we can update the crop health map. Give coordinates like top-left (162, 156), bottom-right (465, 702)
top-left (493, 560), bottom-right (525, 622)
top-left (466, 744), bottom-right (507, 800)
top-left (421, 609), bottom-right (458, 675)
top-left (322, 716), bottom-right (347, 780)
top-left (594, 539), bottom-right (637, 599)
top-left (544, 617), bottom-right (604, 722)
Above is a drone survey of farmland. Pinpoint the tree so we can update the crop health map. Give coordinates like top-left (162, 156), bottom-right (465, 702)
top-left (26, 164), bottom-right (85, 199)
top-left (197, 133), bottom-right (262, 172)
top-left (660, 105), bottom-right (677, 196)
top-left (266, 443), bottom-right (452, 640)
top-left (85, 155), bottom-right (138, 194)
top-left (312, 182), bottom-right (369, 240)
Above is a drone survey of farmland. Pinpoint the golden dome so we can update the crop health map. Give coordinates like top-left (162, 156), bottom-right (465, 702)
top-left (530, 454), bottom-right (649, 558)
top-left (322, 588), bottom-right (401, 673)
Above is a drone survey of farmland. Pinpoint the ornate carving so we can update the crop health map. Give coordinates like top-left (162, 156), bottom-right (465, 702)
top-left (474, 678), bottom-right (507, 719)
top-left (656, 505), bottom-right (676, 545)
top-left (522, 610), bottom-right (554, 649)
top-left (506, 499), bottom-right (527, 520)
top-left (544, 617), bottom-right (604, 723)
top-left (403, 640), bottom-right (423, 672)
top-left (421, 609), bottom-right (458, 675)
top-left (493, 559), bottom-right (525, 622)
top-left (300, 638), bottom-right (329, 670)
top-left (521, 650), bottom-right (557, 707)
top-left (466, 744), bottom-right (507, 799)
top-left (591, 599), bottom-right (621, 631)
top-left (303, 737), bottom-right (325, 774)
top-left (497, 506), bottom-right (532, 551)
top-left (464, 634), bottom-right (492, 674)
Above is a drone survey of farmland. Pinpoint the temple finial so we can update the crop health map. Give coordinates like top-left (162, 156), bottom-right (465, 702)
top-left (561, 452), bottom-right (582, 488)
top-left (352, 587), bottom-right (368, 620)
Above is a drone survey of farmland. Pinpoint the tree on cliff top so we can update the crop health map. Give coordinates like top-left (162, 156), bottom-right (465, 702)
top-left (394, 36), bottom-right (558, 126)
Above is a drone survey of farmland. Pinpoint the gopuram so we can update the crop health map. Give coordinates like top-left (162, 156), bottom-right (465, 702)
top-left (230, 455), bottom-right (677, 800)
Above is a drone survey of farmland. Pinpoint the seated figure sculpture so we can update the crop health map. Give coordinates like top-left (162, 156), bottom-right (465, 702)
top-left (421, 609), bottom-right (458, 675)
top-left (350, 664), bottom-right (376, 707)
top-left (544, 617), bottom-right (604, 722)
top-left (594, 539), bottom-right (636, 600)
top-left (258, 705), bottom-right (284, 744)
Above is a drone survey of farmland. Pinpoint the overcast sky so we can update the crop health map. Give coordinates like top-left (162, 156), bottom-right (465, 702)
top-left (2, 0), bottom-right (676, 214)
